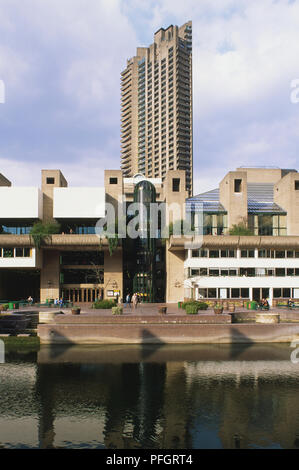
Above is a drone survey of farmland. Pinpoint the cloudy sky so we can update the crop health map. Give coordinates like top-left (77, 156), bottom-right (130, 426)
top-left (0, 0), bottom-right (299, 194)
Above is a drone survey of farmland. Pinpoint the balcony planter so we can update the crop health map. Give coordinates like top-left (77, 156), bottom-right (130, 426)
top-left (71, 307), bottom-right (81, 315)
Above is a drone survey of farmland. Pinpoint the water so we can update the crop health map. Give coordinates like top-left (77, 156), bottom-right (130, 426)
top-left (0, 343), bottom-right (299, 449)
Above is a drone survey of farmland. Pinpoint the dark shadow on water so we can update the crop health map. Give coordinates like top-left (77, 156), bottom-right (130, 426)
top-left (140, 328), bottom-right (166, 360)
top-left (229, 327), bottom-right (255, 359)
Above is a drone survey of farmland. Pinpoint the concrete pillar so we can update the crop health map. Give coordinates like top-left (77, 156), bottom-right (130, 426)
top-left (40, 251), bottom-right (60, 303)
top-left (269, 288), bottom-right (273, 307)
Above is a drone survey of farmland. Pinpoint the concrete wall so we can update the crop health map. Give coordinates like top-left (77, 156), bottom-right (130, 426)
top-left (274, 172), bottom-right (299, 235)
top-left (40, 250), bottom-right (60, 302)
top-left (53, 187), bottom-right (105, 219)
top-left (103, 248), bottom-right (123, 300)
top-left (41, 170), bottom-right (68, 222)
top-left (0, 187), bottom-right (42, 219)
top-left (219, 171), bottom-right (248, 229)
top-left (166, 241), bottom-right (185, 303)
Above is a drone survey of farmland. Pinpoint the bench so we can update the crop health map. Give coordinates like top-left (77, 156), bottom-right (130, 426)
top-left (277, 302), bottom-right (299, 309)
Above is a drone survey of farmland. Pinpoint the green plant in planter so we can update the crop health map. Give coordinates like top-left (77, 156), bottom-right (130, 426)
top-left (112, 306), bottom-right (123, 315)
top-left (185, 304), bottom-right (199, 314)
top-left (214, 303), bottom-right (223, 314)
top-left (182, 301), bottom-right (208, 311)
top-left (93, 299), bottom-right (115, 309)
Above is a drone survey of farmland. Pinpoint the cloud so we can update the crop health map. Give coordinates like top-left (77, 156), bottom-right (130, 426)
top-left (0, 0), bottom-right (298, 193)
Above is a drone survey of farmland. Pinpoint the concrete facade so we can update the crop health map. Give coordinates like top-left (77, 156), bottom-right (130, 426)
top-left (0, 166), bottom-right (299, 306)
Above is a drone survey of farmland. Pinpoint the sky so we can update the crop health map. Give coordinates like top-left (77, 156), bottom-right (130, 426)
top-left (0, 0), bottom-right (299, 194)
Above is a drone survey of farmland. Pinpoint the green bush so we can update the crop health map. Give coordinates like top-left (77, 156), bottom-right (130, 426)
top-left (185, 304), bottom-right (199, 314)
top-left (93, 300), bottom-right (115, 309)
top-left (182, 301), bottom-right (208, 311)
top-left (112, 306), bottom-right (123, 315)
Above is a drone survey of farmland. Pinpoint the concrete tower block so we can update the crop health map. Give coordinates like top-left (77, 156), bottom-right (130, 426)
top-left (219, 171), bottom-right (248, 229)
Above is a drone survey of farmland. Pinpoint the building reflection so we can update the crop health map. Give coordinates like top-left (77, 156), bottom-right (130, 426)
top-left (1, 344), bottom-right (299, 448)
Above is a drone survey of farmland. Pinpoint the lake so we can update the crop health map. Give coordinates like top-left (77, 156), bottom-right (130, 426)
top-left (0, 342), bottom-right (299, 449)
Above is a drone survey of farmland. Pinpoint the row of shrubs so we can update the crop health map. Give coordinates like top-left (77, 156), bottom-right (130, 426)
top-left (181, 301), bottom-right (209, 315)
top-left (92, 299), bottom-right (118, 309)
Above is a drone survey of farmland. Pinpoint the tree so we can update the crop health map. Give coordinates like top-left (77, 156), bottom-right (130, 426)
top-left (229, 221), bottom-right (254, 236)
top-left (29, 221), bottom-right (61, 249)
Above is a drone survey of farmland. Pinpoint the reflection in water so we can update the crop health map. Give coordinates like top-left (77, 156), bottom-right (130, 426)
top-left (0, 344), bottom-right (299, 449)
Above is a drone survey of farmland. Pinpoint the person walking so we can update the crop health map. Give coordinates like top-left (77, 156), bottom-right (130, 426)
top-left (125, 293), bottom-right (131, 309)
top-left (132, 293), bottom-right (138, 310)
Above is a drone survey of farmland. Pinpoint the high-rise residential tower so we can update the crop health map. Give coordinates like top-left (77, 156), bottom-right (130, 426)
top-left (121, 21), bottom-right (193, 195)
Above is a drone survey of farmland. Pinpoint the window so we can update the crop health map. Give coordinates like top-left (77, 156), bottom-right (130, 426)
top-left (191, 250), bottom-right (199, 258)
top-left (241, 288), bottom-right (250, 298)
top-left (46, 177), bottom-right (55, 184)
top-left (241, 250), bottom-right (255, 258)
top-left (209, 269), bottom-right (219, 277)
top-left (219, 270), bottom-right (229, 277)
top-left (275, 268), bottom-right (285, 276)
top-left (3, 248), bottom-right (14, 258)
top-left (199, 249), bottom-right (208, 258)
top-left (172, 178), bottom-right (180, 192)
top-left (295, 181), bottom-right (299, 190)
top-left (234, 179), bottom-right (242, 193)
top-left (231, 288), bottom-right (240, 298)
top-left (208, 288), bottom-right (217, 298)
top-left (200, 268), bottom-right (208, 276)
top-left (275, 250), bottom-right (285, 259)
top-left (191, 269), bottom-right (199, 276)
top-left (283, 288), bottom-right (291, 298)
top-left (209, 250), bottom-right (219, 258)
top-left (109, 177), bottom-right (118, 185)
top-left (273, 288), bottom-right (282, 298)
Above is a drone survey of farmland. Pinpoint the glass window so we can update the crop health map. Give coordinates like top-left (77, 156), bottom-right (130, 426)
top-left (15, 248), bottom-right (24, 257)
top-left (209, 269), bottom-right (219, 277)
top-left (200, 268), bottom-right (208, 276)
top-left (209, 250), bottom-right (219, 258)
top-left (231, 288), bottom-right (240, 298)
top-left (3, 248), bottom-right (14, 258)
top-left (191, 269), bottom-right (199, 276)
top-left (191, 250), bottom-right (199, 258)
top-left (241, 288), bottom-right (250, 298)
top-left (275, 268), bottom-right (285, 276)
top-left (275, 251), bottom-right (285, 258)
top-left (208, 288), bottom-right (217, 298)
top-left (283, 288), bottom-right (291, 298)
top-left (199, 250), bottom-right (208, 258)
top-left (221, 269), bottom-right (229, 276)
top-left (273, 288), bottom-right (282, 298)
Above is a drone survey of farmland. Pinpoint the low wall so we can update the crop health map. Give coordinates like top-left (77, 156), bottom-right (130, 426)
top-left (38, 321), bottom-right (299, 345)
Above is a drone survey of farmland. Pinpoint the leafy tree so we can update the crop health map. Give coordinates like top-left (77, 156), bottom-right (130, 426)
top-left (229, 222), bottom-right (254, 236)
top-left (29, 221), bottom-right (60, 249)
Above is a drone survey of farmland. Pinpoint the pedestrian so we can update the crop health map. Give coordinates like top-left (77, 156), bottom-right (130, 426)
top-left (125, 293), bottom-right (131, 308)
top-left (132, 293), bottom-right (138, 310)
